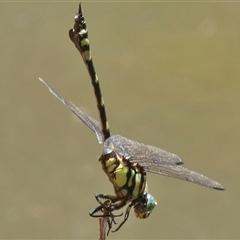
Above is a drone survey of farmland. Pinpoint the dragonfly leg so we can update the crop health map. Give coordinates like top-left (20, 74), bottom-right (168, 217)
top-left (90, 193), bottom-right (134, 233)
top-left (95, 193), bottom-right (119, 205)
top-left (93, 195), bottom-right (134, 233)
top-left (111, 201), bottom-right (134, 233)
top-left (90, 198), bottom-right (123, 235)
top-left (90, 193), bottom-right (123, 218)
top-left (90, 203), bottom-right (123, 218)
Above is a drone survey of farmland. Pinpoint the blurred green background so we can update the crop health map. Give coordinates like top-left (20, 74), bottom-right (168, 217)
top-left (1, 1), bottom-right (239, 239)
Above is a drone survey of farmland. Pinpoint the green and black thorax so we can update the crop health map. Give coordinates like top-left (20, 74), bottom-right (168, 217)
top-left (99, 147), bottom-right (147, 200)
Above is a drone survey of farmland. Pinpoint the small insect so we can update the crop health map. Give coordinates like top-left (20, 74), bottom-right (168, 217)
top-left (39, 3), bottom-right (225, 233)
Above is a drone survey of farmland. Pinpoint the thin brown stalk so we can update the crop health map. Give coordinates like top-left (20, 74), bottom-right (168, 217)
top-left (99, 200), bottom-right (112, 240)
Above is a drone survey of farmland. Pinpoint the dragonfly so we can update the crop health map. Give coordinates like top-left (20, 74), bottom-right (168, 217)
top-left (39, 3), bottom-right (225, 233)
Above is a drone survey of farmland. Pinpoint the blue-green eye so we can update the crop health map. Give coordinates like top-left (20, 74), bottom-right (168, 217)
top-left (146, 194), bottom-right (157, 213)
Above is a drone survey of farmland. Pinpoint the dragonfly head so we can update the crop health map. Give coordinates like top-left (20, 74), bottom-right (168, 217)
top-left (102, 141), bottom-right (115, 155)
top-left (134, 193), bottom-right (157, 219)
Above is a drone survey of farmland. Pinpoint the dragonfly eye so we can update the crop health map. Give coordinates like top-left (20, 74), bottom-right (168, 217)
top-left (134, 194), bottom-right (157, 219)
top-left (146, 193), bottom-right (157, 212)
top-left (102, 146), bottom-right (112, 155)
top-left (102, 139), bottom-right (115, 155)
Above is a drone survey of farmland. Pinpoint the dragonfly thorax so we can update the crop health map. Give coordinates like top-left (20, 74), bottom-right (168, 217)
top-left (99, 148), bottom-right (148, 200)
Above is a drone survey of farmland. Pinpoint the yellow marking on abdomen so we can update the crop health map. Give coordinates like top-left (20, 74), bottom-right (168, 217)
top-left (82, 50), bottom-right (91, 61)
top-left (80, 37), bottom-right (89, 46)
top-left (105, 121), bottom-right (110, 131)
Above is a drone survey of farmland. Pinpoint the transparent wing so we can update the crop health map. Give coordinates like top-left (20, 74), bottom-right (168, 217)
top-left (104, 135), bottom-right (225, 190)
top-left (39, 77), bottom-right (104, 144)
top-left (104, 135), bottom-right (183, 165)
top-left (141, 162), bottom-right (225, 190)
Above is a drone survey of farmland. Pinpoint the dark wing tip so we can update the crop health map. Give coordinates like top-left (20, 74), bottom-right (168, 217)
top-left (213, 185), bottom-right (226, 191)
top-left (173, 154), bottom-right (184, 165)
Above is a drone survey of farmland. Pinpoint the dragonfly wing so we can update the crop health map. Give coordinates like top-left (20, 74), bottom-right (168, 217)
top-left (104, 135), bottom-right (225, 190)
top-left (142, 163), bottom-right (225, 190)
top-left (104, 135), bottom-right (183, 165)
top-left (39, 77), bottom-right (104, 144)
